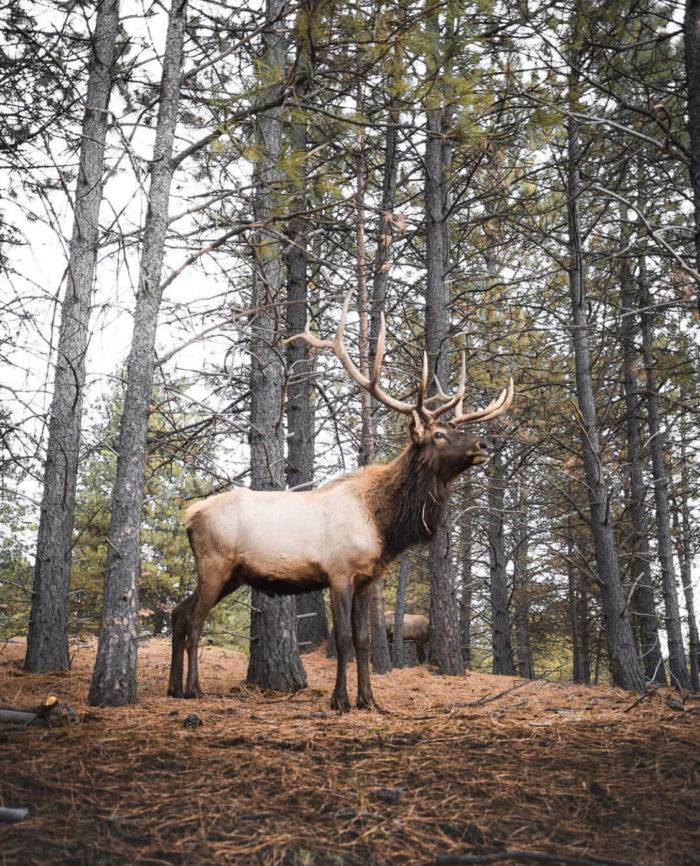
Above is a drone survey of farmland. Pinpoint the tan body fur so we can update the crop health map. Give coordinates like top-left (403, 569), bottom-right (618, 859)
top-left (385, 611), bottom-right (429, 663)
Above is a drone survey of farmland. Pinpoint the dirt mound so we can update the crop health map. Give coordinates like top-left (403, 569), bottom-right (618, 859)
top-left (1, 639), bottom-right (698, 866)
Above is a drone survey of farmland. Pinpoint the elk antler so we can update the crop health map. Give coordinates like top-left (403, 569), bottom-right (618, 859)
top-left (283, 289), bottom-right (513, 426)
top-left (452, 376), bottom-right (514, 426)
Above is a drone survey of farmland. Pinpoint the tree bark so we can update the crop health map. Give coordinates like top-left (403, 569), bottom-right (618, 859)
top-left (512, 482), bottom-right (533, 678)
top-left (460, 481), bottom-right (473, 669)
top-left (564, 21), bottom-right (645, 692)
top-left (619, 223), bottom-right (666, 685)
top-left (89, 0), bottom-right (186, 707)
top-left (286, 6), bottom-right (327, 654)
top-left (354, 83), bottom-right (392, 675)
top-left (423, 1), bottom-right (464, 677)
top-left (246, 0), bottom-right (306, 693)
top-left (391, 553), bottom-right (409, 668)
top-left (567, 523), bottom-right (588, 685)
top-left (487, 435), bottom-right (515, 676)
top-left (684, 0), bottom-right (700, 308)
top-left (25, 0), bottom-right (120, 673)
top-left (676, 399), bottom-right (700, 690)
top-left (638, 256), bottom-right (689, 689)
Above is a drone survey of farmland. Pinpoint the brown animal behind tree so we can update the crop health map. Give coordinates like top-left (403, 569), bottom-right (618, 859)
top-left (385, 611), bottom-right (429, 664)
top-left (168, 291), bottom-right (513, 711)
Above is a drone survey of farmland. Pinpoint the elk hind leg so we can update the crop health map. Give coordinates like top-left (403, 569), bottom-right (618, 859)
top-left (184, 560), bottom-right (235, 699)
top-left (168, 593), bottom-right (195, 698)
top-left (330, 583), bottom-right (354, 713)
top-left (352, 585), bottom-right (375, 709)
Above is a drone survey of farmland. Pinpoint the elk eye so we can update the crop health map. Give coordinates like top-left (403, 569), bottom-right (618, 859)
top-left (434, 431), bottom-right (446, 441)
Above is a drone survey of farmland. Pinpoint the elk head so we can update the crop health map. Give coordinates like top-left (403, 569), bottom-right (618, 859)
top-left (284, 289), bottom-right (514, 484)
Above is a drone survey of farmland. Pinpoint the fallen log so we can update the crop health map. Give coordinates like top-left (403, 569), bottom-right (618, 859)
top-left (0, 807), bottom-right (29, 823)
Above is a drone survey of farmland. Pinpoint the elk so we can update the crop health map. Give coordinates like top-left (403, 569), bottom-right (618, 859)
top-left (167, 291), bottom-right (513, 711)
top-left (385, 611), bottom-right (429, 664)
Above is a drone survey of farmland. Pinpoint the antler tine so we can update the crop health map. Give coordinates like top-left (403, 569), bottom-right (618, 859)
top-left (286, 289), bottom-right (423, 416)
top-left (453, 376), bottom-right (514, 426)
top-left (370, 312), bottom-right (386, 386)
top-left (335, 287), bottom-right (354, 343)
top-left (431, 351), bottom-right (467, 419)
top-left (414, 352), bottom-right (431, 419)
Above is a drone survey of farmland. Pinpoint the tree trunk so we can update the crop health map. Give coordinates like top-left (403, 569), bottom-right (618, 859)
top-left (88, 0), bottom-right (187, 707)
top-left (487, 435), bottom-right (515, 676)
top-left (564, 27), bottom-right (645, 692)
top-left (566, 515), bottom-right (589, 684)
top-left (684, 0), bottom-right (700, 308)
top-left (512, 482), bottom-right (533, 678)
top-left (286, 9), bottom-right (327, 653)
top-left (619, 222), bottom-right (666, 685)
top-left (423, 2), bottom-right (463, 677)
top-left (246, 0), bottom-right (306, 693)
top-left (25, 0), bottom-right (120, 673)
top-left (459, 481), bottom-right (473, 669)
top-left (355, 83), bottom-right (392, 675)
top-left (638, 256), bottom-right (690, 689)
top-left (391, 553), bottom-right (409, 669)
top-left (676, 400), bottom-right (700, 690)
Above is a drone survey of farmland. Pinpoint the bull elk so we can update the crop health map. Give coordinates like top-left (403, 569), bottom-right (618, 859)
top-left (385, 611), bottom-right (429, 664)
top-left (168, 290), bottom-right (513, 711)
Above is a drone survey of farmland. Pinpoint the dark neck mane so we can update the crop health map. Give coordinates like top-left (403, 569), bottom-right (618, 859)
top-left (363, 446), bottom-right (451, 563)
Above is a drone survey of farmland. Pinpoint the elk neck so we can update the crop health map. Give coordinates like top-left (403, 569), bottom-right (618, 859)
top-left (361, 444), bottom-right (451, 564)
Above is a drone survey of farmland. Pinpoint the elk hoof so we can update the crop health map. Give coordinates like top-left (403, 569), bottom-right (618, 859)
top-left (330, 692), bottom-right (351, 713)
top-left (183, 687), bottom-right (204, 699)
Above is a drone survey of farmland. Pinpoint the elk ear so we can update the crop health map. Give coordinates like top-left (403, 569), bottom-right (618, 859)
top-left (410, 410), bottom-right (426, 444)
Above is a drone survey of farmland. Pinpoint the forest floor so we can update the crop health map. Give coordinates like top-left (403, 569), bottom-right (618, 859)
top-left (0, 639), bottom-right (698, 866)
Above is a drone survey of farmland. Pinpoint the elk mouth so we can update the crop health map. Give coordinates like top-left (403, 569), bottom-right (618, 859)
top-left (466, 449), bottom-right (489, 465)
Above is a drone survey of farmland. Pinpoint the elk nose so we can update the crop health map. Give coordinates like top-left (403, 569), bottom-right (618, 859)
top-left (477, 439), bottom-right (488, 452)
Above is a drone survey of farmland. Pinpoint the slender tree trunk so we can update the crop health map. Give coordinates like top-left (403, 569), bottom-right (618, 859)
top-left (487, 434), bottom-right (515, 675)
top-left (564, 26), bottom-right (644, 692)
top-left (685, 0), bottom-right (700, 308)
top-left (566, 513), bottom-right (590, 684)
top-left (638, 257), bottom-right (690, 689)
top-left (286, 7), bottom-right (327, 653)
top-left (88, 0), bottom-right (187, 707)
top-left (423, 1), bottom-right (463, 677)
top-left (512, 482), bottom-right (533, 678)
top-left (355, 86), bottom-right (391, 674)
top-left (391, 553), bottom-right (409, 669)
top-left (246, 0), bottom-right (306, 693)
top-left (460, 481), bottom-right (473, 669)
top-left (676, 400), bottom-right (700, 690)
top-left (619, 221), bottom-right (666, 685)
top-left (25, 0), bottom-right (120, 673)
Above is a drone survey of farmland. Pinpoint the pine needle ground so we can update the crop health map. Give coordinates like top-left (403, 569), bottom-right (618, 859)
top-left (1, 640), bottom-right (697, 866)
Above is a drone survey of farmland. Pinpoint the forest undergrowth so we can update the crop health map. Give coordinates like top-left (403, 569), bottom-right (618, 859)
top-left (1, 641), bottom-right (698, 866)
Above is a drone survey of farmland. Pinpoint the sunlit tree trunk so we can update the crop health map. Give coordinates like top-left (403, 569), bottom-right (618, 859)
top-left (638, 256), bottom-right (689, 690)
top-left (287, 3), bottom-right (328, 654)
top-left (675, 398), bottom-right (700, 690)
top-left (685, 0), bottom-right (700, 308)
top-left (459, 480), bottom-right (474, 669)
top-left (424, 0), bottom-right (463, 676)
top-left (512, 482), bottom-right (533, 678)
top-left (246, 0), bottom-right (306, 693)
top-left (89, 0), bottom-right (187, 707)
top-left (391, 553), bottom-right (409, 669)
top-left (564, 15), bottom-right (644, 692)
top-left (25, 0), bottom-right (120, 673)
top-left (487, 434), bottom-right (515, 675)
top-left (619, 219), bottom-right (665, 685)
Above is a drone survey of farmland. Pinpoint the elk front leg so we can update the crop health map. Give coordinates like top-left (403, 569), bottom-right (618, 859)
top-left (352, 585), bottom-right (375, 709)
top-left (330, 584), bottom-right (353, 712)
top-left (168, 593), bottom-right (195, 697)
